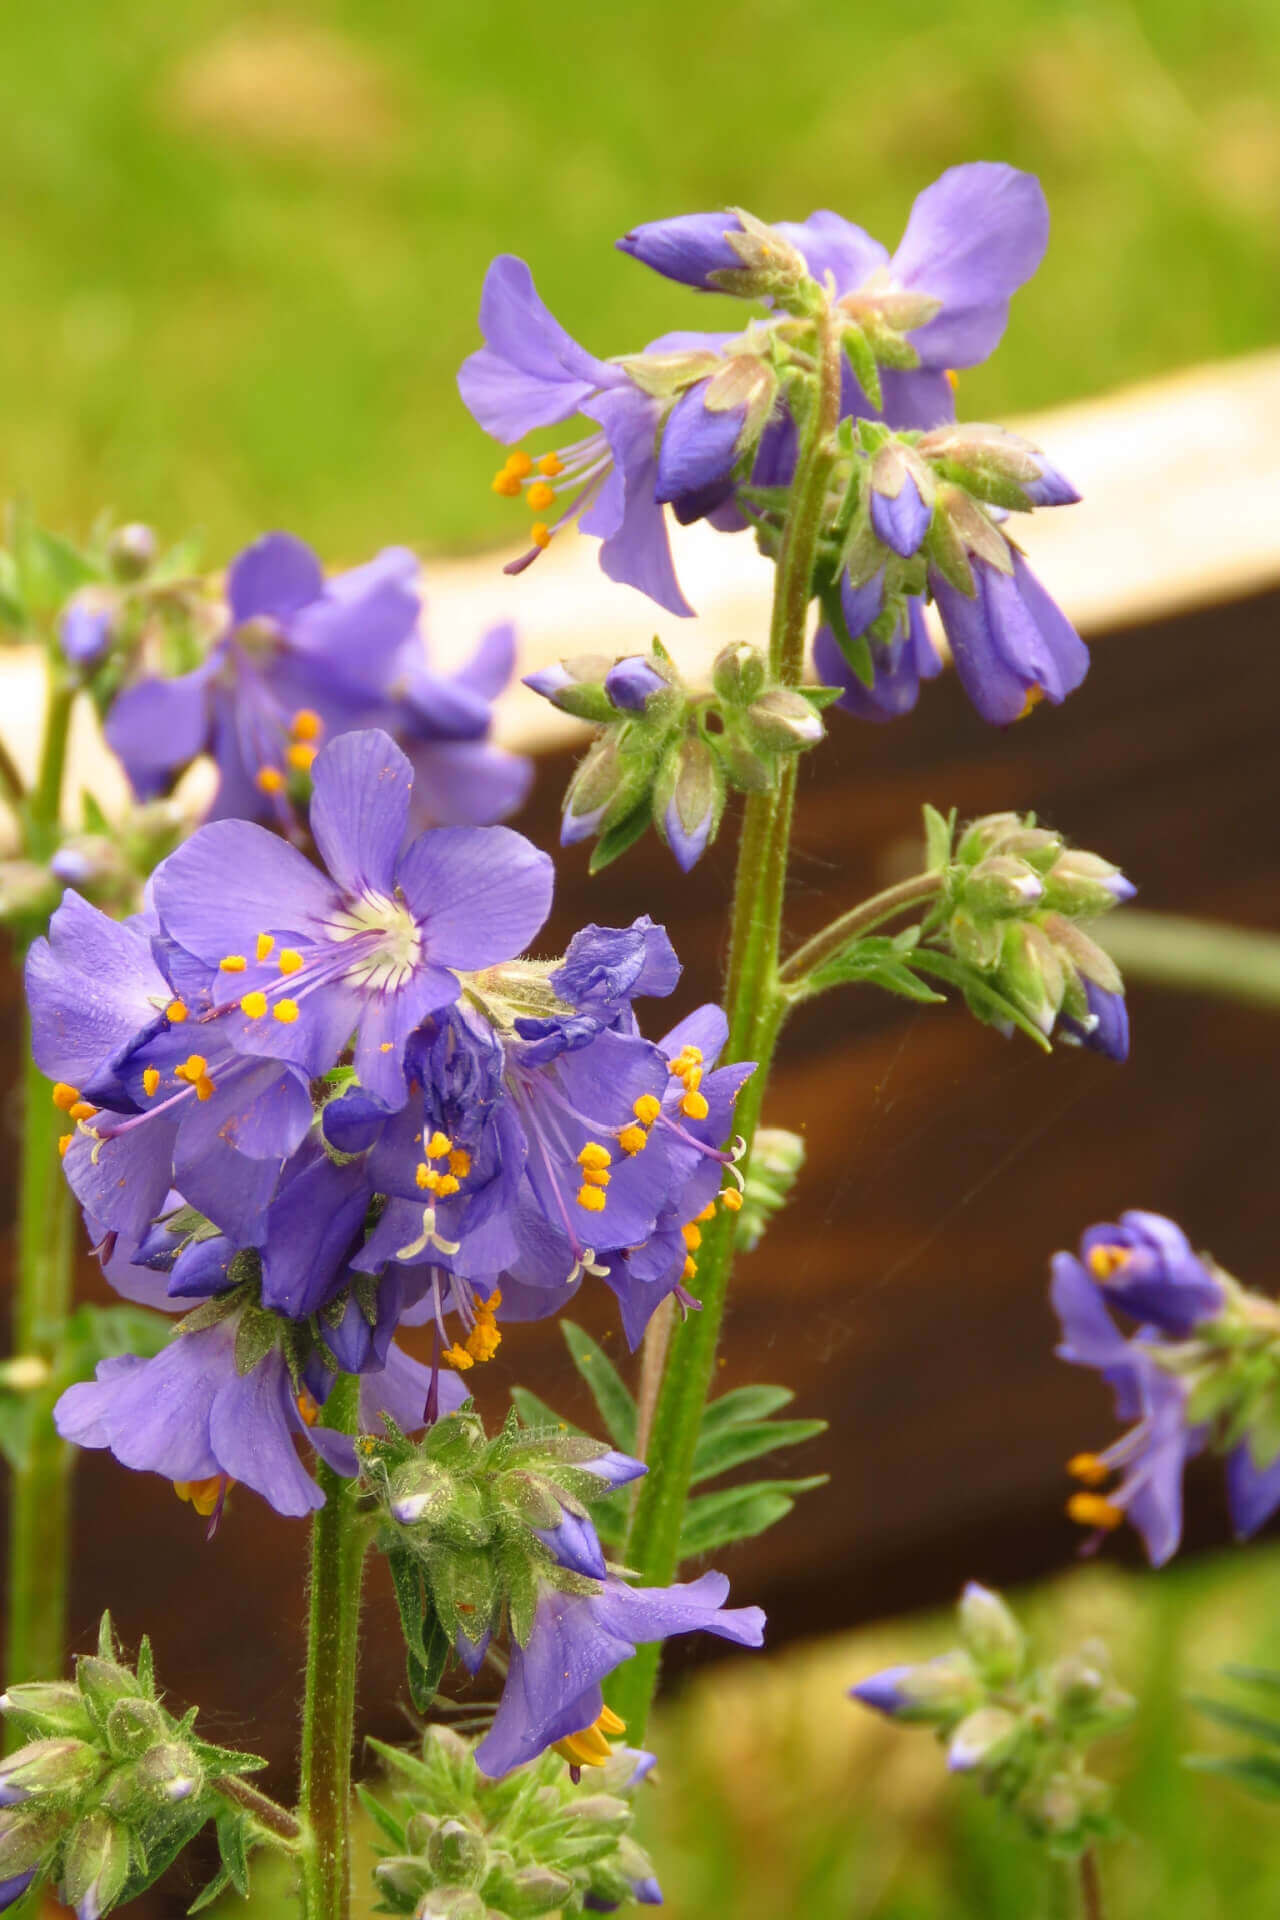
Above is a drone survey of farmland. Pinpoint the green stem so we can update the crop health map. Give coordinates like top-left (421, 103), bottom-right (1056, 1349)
top-left (1100, 909), bottom-right (1280, 1012)
top-left (6, 673), bottom-right (79, 1710)
top-left (779, 870), bottom-right (944, 986)
top-left (214, 1774), bottom-right (303, 1847)
top-left (1078, 1848), bottom-right (1105, 1920)
top-left (608, 302), bottom-right (845, 1741)
top-left (298, 1374), bottom-right (368, 1920)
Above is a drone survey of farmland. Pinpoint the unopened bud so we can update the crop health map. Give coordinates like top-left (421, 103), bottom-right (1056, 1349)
top-left (564, 1793), bottom-right (630, 1829)
top-left (74, 1657), bottom-right (141, 1714)
top-left (561, 734), bottom-right (654, 845)
top-left (499, 1864), bottom-right (576, 1915)
top-left (850, 1652), bottom-right (981, 1725)
top-left (104, 1697), bottom-right (166, 1761)
top-left (58, 591), bottom-right (115, 670)
top-left (0, 1739), bottom-right (101, 1806)
top-left (603, 655), bottom-right (671, 713)
top-left (960, 855), bottom-right (1044, 917)
top-left (61, 1808), bottom-right (130, 1919)
top-left (137, 1742), bottom-right (203, 1804)
top-left (1041, 914), bottom-right (1123, 996)
top-left (1042, 850), bottom-right (1136, 916)
top-left (957, 1583), bottom-right (1025, 1684)
top-left (653, 733), bottom-right (725, 872)
top-left (711, 642), bottom-right (767, 707)
top-left (948, 907), bottom-right (1003, 971)
top-left (0, 1803), bottom-right (66, 1877)
top-left (374, 1856), bottom-right (433, 1902)
top-left (415, 1889), bottom-right (487, 1920)
top-left (744, 688), bottom-right (825, 754)
top-left (998, 921), bottom-right (1066, 1034)
top-left (107, 523), bottom-right (158, 581)
top-left (426, 1817), bottom-right (487, 1887)
top-left (0, 1684), bottom-right (92, 1741)
top-left (524, 655), bottom-right (617, 725)
top-left (946, 1704), bottom-right (1021, 1774)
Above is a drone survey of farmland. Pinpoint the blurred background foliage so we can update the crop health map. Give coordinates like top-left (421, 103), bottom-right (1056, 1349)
top-left (1, 0), bottom-right (1279, 559)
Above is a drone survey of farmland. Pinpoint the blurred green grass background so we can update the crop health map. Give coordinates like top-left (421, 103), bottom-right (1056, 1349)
top-left (2, 0), bottom-right (1279, 562)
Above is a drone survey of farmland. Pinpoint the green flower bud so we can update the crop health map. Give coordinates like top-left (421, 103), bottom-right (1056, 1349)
top-left (948, 907), bottom-right (1003, 972)
top-left (652, 733), bottom-right (726, 870)
top-left (426, 1817), bottom-right (488, 1887)
top-left (563, 732), bottom-right (656, 844)
top-left (374, 1854), bottom-right (434, 1902)
top-left (998, 921), bottom-right (1066, 1035)
top-left (62, 1808), bottom-right (131, 1918)
top-left (959, 855), bottom-right (1045, 918)
top-left (1040, 914), bottom-right (1123, 995)
top-left (107, 523), bottom-right (157, 582)
top-left (415, 1888), bottom-right (487, 1920)
top-left (1041, 850), bottom-right (1134, 917)
top-left (958, 1583), bottom-right (1025, 1685)
top-left (562, 1793), bottom-right (630, 1829)
top-left (0, 1682), bottom-right (93, 1740)
top-left (0, 1737), bottom-right (102, 1803)
top-left (0, 1802), bottom-right (67, 1876)
top-left (137, 1740), bottom-right (203, 1804)
top-left (711, 642), bottom-right (768, 707)
top-left (946, 1704), bottom-right (1022, 1774)
top-left (498, 1863), bottom-right (576, 1916)
top-left (104, 1696), bottom-right (167, 1761)
top-left (744, 688), bottom-right (825, 754)
top-left (406, 1810), bottom-right (443, 1852)
top-left (76, 1655), bottom-right (143, 1715)
top-left (523, 655), bottom-right (617, 725)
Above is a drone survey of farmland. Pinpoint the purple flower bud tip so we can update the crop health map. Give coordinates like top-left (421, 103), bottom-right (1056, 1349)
top-left (59, 596), bottom-right (114, 668)
top-left (848, 1666), bottom-right (911, 1717)
top-left (1104, 873), bottom-right (1137, 904)
top-left (946, 1743), bottom-right (979, 1774)
top-left (663, 796), bottom-right (713, 872)
top-left (50, 849), bottom-right (94, 885)
top-left (961, 1580), bottom-right (996, 1606)
top-left (635, 1875), bottom-right (664, 1904)
top-left (870, 472), bottom-right (931, 559)
top-left (0, 1787), bottom-right (26, 1808)
top-left (0, 1873), bottom-right (35, 1914)
top-left (524, 665), bottom-right (573, 699)
top-left (604, 656), bottom-right (667, 711)
top-left (391, 1493), bottom-right (430, 1524)
top-left (1026, 462), bottom-right (1082, 507)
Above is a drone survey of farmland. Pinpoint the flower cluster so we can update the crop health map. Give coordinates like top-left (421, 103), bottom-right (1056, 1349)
top-left (851, 1583), bottom-right (1134, 1857)
top-left (461, 165), bottom-right (1087, 743)
top-left (30, 730), bottom-right (753, 1516)
top-left (368, 1406), bottom-right (764, 1780)
top-left (370, 1724), bottom-right (662, 1916)
top-left (91, 530), bottom-right (529, 837)
top-left (526, 639), bottom-right (829, 870)
top-left (0, 1617), bottom-right (267, 1918)
top-left (1053, 1211), bottom-right (1280, 1565)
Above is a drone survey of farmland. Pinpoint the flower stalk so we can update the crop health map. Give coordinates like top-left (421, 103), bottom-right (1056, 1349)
top-left (610, 303), bottom-right (846, 1739)
top-left (298, 1373), bottom-right (368, 1920)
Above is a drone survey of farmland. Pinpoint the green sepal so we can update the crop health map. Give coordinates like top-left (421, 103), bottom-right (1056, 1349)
top-left (841, 323), bottom-right (883, 412)
top-left (233, 1306), bottom-right (279, 1378)
top-left (385, 1539), bottom-right (453, 1712)
top-left (587, 803), bottom-right (651, 874)
top-left (923, 804), bottom-right (955, 873)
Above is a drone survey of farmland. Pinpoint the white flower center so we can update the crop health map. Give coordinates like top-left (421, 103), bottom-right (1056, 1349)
top-left (330, 893), bottom-right (422, 993)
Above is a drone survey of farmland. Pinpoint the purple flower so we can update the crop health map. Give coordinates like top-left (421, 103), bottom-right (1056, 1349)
top-left (458, 256), bottom-right (699, 617)
top-left (55, 1309), bottom-right (464, 1519)
top-left (514, 918), bottom-right (681, 1065)
top-left (654, 380), bottom-right (747, 503)
top-left (474, 1567), bottom-right (764, 1776)
top-left (59, 590), bottom-right (115, 668)
top-left (930, 551), bottom-right (1089, 725)
top-left (152, 729), bottom-right (553, 1110)
top-left (813, 577), bottom-right (941, 724)
top-left (1074, 1211), bottom-right (1225, 1336)
top-left (1051, 1251), bottom-right (1201, 1565)
top-left (392, 620), bottom-right (533, 830)
top-left (869, 466), bottom-right (931, 558)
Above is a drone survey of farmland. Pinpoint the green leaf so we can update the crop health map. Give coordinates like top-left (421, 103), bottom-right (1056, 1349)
top-left (691, 1417), bottom-right (826, 1486)
top-left (385, 1540), bottom-right (451, 1712)
top-left (1184, 1752), bottom-right (1280, 1799)
top-left (679, 1475), bottom-right (827, 1557)
top-left (923, 804), bottom-right (955, 873)
top-left (907, 950), bottom-right (1053, 1052)
top-left (588, 804), bottom-right (651, 875)
top-left (355, 1782), bottom-right (406, 1849)
top-left (1222, 1664), bottom-right (1280, 1694)
top-left (560, 1322), bottom-right (636, 1453)
top-left (1187, 1695), bottom-right (1280, 1747)
top-left (699, 1384), bottom-right (795, 1432)
top-left (808, 935), bottom-right (947, 1001)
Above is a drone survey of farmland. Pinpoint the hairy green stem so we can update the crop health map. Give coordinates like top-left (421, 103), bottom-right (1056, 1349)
top-left (779, 869), bottom-right (944, 986)
top-left (6, 676), bottom-right (78, 1711)
top-left (608, 303), bottom-right (844, 1740)
top-left (298, 1375), bottom-right (367, 1920)
top-left (214, 1774), bottom-right (303, 1847)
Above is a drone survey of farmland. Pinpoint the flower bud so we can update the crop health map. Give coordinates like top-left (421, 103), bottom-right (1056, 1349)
top-left (136, 1742), bottom-right (203, 1804)
top-left (106, 523), bottom-right (157, 581)
top-left (499, 1864), bottom-right (576, 1915)
top-left (104, 1697), bottom-right (167, 1762)
top-left (416, 1889), bottom-right (487, 1920)
top-left (959, 855), bottom-right (1045, 917)
top-left (74, 1657), bottom-right (141, 1716)
top-left (61, 1808), bottom-right (130, 1920)
top-left (0, 1803), bottom-right (65, 1878)
top-left (869, 443), bottom-right (934, 558)
top-left (1042, 849), bottom-right (1136, 916)
top-left (958, 1583), bottom-right (1025, 1685)
top-left (389, 1463), bottom-right (453, 1528)
top-left (744, 689), bottom-right (825, 755)
top-left (426, 1817), bottom-right (488, 1887)
top-left (374, 1856), bottom-right (434, 1902)
top-left (850, 1651), bottom-right (981, 1725)
top-left (523, 656), bottom-right (617, 725)
top-left (561, 734), bottom-right (654, 846)
top-left (653, 734), bottom-right (725, 872)
top-left (564, 1793), bottom-right (630, 1829)
top-left (711, 642), bottom-right (767, 708)
top-left (0, 1739), bottom-right (101, 1806)
top-left (948, 907), bottom-right (1003, 972)
top-left (58, 591), bottom-right (115, 670)
top-left (998, 921), bottom-right (1066, 1035)
top-left (946, 1704), bottom-right (1021, 1773)
top-left (0, 1684), bottom-right (94, 1741)
top-left (603, 656), bottom-right (671, 713)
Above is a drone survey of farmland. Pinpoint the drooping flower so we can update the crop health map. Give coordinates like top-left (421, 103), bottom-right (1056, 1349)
top-left (812, 576), bottom-right (941, 724)
top-left (930, 549), bottom-right (1089, 726)
top-left (475, 1563), bottom-right (764, 1777)
top-left (152, 728), bottom-right (553, 1110)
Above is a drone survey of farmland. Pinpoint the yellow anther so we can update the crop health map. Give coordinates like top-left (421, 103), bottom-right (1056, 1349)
top-left (682, 1255), bottom-right (698, 1283)
top-left (51, 1082), bottom-right (80, 1112)
top-left (505, 449), bottom-right (534, 478)
top-left (536, 452), bottom-right (564, 477)
top-left (696, 1201), bottom-right (717, 1223)
top-left (296, 1390), bottom-right (320, 1427)
top-left (526, 481), bottom-right (556, 512)
top-left (1017, 685), bottom-right (1046, 721)
top-left (578, 1142), bottom-right (613, 1170)
top-left (443, 1342), bottom-right (475, 1371)
top-left (68, 1101), bottom-right (97, 1123)
top-left (436, 1174), bottom-right (461, 1198)
top-left (618, 1125), bottom-right (648, 1156)
top-left (531, 522), bottom-right (552, 550)
top-left (945, 368), bottom-right (959, 392)
top-left (192, 1074), bottom-right (215, 1102)
top-left (577, 1185), bottom-right (607, 1213)
top-left (219, 954), bottom-right (247, 973)
top-left (463, 1289), bottom-right (503, 1364)
top-left (175, 1054), bottom-right (209, 1083)
top-left (553, 1714), bottom-right (618, 1769)
top-left (680, 1046), bottom-right (704, 1066)
top-left (165, 1000), bottom-right (188, 1024)
top-left (491, 469), bottom-right (522, 498)
top-left (483, 1287), bottom-right (503, 1312)
top-left (256, 766), bottom-right (286, 793)
top-left (415, 1164), bottom-right (434, 1191)
top-left (720, 1186), bottom-right (743, 1213)
top-left (681, 1090), bottom-right (710, 1121)
top-left (291, 708), bottom-right (323, 741)
top-left (1067, 1452), bottom-right (1110, 1487)
top-left (142, 1068), bottom-right (160, 1097)
top-left (633, 1094), bottom-right (661, 1126)
top-left (278, 949), bottom-right (304, 975)
top-left (581, 1166), bottom-right (611, 1189)
top-left (256, 933), bottom-right (275, 962)
top-left (174, 1475), bottom-right (227, 1517)
top-left (1066, 1492), bottom-right (1124, 1531)
top-left (273, 1000), bottom-right (300, 1024)
top-left (241, 991), bottom-right (268, 1020)
top-left (425, 1130), bottom-right (453, 1160)
top-left (58, 1133), bottom-right (72, 1159)
top-left (448, 1148), bottom-right (471, 1179)
top-left (1088, 1245), bottom-right (1130, 1281)
top-left (682, 1222), bottom-right (702, 1252)
top-left (287, 742), bottom-right (318, 773)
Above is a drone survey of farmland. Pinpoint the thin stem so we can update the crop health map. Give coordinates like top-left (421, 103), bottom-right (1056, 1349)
top-left (608, 300), bottom-right (845, 1742)
top-left (1078, 1849), bottom-right (1106, 1920)
top-left (779, 870), bottom-right (944, 985)
top-left (634, 1296), bottom-right (675, 1467)
top-left (6, 670), bottom-right (80, 1714)
top-left (213, 1774), bottom-right (303, 1847)
top-left (298, 1374), bottom-right (367, 1920)
top-left (0, 733), bottom-right (25, 812)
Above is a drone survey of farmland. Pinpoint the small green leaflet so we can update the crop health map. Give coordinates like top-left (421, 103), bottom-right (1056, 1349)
top-left (808, 932), bottom-right (945, 1002)
top-left (1187, 1666), bottom-right (1280, 1802)
top-left (559, 1322), bottom-right (637, 1455)
top-left (679, 1477), bottom-right (827, 1557)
